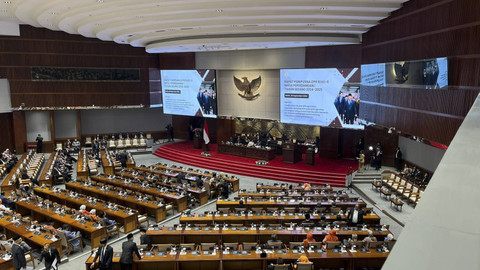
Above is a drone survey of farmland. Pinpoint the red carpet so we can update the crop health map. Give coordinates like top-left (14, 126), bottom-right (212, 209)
top-left (153, 141), bottom-right (358, 187)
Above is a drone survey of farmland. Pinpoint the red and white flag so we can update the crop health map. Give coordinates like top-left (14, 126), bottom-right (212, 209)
top-left (203, 119), bottom-right (210, 145)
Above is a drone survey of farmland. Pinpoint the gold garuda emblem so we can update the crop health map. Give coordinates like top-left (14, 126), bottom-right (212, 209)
top-left (233, 75), bottom-right (262, 100)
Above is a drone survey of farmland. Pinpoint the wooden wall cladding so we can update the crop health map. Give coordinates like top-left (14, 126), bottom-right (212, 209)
top-left (305, 44), bottom-right (362, 68)
top-left (158, 53), bottom-right (196, 69)
top-left (359, 0), bottom-right (480, 146)
top-left (318, 127), bottom-right (339, 159)
top-left (12, 111), bottom-right (27, 154)
top-left (0, 113), bottom-right (15, 151)
top-left (364, 126), bottom-right (398, 168)
top-left (0, 25), bottom-right (159, 107)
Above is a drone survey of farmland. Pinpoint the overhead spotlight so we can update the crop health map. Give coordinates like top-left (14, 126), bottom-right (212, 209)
top-left (368, 146), bottom-right (373, 151)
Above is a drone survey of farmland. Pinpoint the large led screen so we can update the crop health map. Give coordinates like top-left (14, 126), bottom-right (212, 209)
top-left (280, 68), bottom-right (363, 129)
top-left (361, 57), bottom-right (448, 88)
top-left (161, 70), bottom-right (217, 118)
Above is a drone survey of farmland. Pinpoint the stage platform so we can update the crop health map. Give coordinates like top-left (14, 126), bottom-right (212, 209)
top-left (153, 141), bottom-right (358, 187)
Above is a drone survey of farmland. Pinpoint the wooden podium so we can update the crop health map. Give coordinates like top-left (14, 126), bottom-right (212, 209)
top-left (282, 142), bottom-right (302, 164)
top-left (193, 136), bottom-right (202, 149)
top-left (305, 148), bottom-right (315, 165)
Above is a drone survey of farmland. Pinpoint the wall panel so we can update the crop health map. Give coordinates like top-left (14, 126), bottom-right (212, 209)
top-left (359, 0), bottom-right (480, 145)
top-left (0, 113), bottom-right (15, 151)
top-left (0, 25), bottom-right (157, 107)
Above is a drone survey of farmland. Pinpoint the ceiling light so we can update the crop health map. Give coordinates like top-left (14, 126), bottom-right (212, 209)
top-left (216, 9), bottom-right (223, 12)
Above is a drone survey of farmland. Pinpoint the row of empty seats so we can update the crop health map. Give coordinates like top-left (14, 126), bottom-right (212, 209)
top-left (382, 171), bottom-right (425, 206)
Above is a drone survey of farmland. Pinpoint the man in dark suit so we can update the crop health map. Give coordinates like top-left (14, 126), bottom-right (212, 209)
top-left (139, 229), bottom-right (151, 251)
top-left (11, 235), bottom-right (27, 270)
top-left (36, 134), bottom-right (43, 153)
top-left (344, 94), bottom-right (358, 124)
top-left (119, 233), bottom-right (141, 270)
top-left (39, 243), bottom-right (61, 270)
top-left (346, 204), bottom-right (364, 226)
top-left (334, 91), bottom-right (345, 119)
top-left (91, 238), bottom-right (113, 270)
top-left (395, 147), bottom-right (403, 171)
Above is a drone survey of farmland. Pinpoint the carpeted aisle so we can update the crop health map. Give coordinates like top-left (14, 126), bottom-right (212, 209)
top-left (154, 141), bottom-right (358, 187)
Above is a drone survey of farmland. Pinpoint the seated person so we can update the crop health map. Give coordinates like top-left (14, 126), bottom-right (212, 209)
top-left (266, 234), bottom-right (285, 249)
top-left (293, 255), bottom-right (311, 269)
top-left (300, 213), bottom-right (313, 226)
top-left (0, 199), bottom-right (12, 213)
top-left (21, 169), bottom-right (30, 180)
top-left (322, 229), bottom-right (339, 244)
top-left (0, 234), bottom-right (12, 250)
top-left (302, 233), bottom-right (316, 248)
top-left (362, 230), bottom-right (377, 245)
top-left (89, 209), bottom-right (99, 222)
top-left (43, 223), bottom-right (58, 235)
top-left (99, 211), bottom-right (117, 231)
top-left (58, 224), bottom-right (82, 247)
top-left (348, 234), bottom-right (359, 246)
top-left (3, 234), bottom-right (32, 252)
top-left (303, 183), bottom-right (311, 191)
top-left (72, 139), bottom-right (80, 153)
top-left (79, 205), bottom-right (91, 217)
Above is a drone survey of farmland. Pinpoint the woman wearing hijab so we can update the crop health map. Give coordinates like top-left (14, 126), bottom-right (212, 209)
top-left (302, 233), bottom-right (316, 248)
top-left (322, 229), bottom-right (339, 243)
top-left (293, 255), bottom-right (311, 269)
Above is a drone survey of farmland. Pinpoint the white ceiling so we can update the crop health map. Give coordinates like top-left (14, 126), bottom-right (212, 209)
top-left (0, 0), bottom-right (408, 53)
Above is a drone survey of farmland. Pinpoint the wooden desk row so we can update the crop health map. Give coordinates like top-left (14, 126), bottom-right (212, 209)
top-left (0, 214), bottom-right (63, 257)
top-left (146, 226), bottom-right (391, 244)
top-left (216, 199), bottom-right (366, 211)
top-left (238, 191), bottom-right (349, 199)
top-left (85, 249), bottom-right (389, 270)
top-left (179, 212), bottom-right (381, 226)
top-left (77, 150), bottom-right (88, 179)
top-left (38, 151), bottom-right (57, 186)
top-left (1, 152), bottom-right (28, 193)
top-left (15, 200), bottom-right (106, 249)
top-left (90, 175), bottom-right (188, 212)
top-left (33, 186), bottom-right (138, 233)
top-left (256, 184), bottom-right (334, 192)
top-left (149, 164), bottom-right (240, 192)
top-left (115, 171), bottom-right (209, 206)
top-left (101, 151), bottom-right (136, 175)
top-left (217, 143), bottom-right (276, 160)
top-left (66, 181), bottom-right (167, 223)
top-left (134, 166), bottom-right (230, 197)
top-left (0, 250), bottom-right (13, 270)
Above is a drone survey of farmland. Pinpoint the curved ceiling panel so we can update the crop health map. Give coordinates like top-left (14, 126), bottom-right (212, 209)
top-left (0, 0), bottom-right (408, 53)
